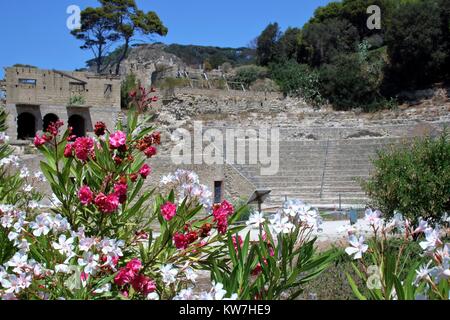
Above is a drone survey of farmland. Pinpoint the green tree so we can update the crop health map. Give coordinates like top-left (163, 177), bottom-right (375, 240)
top-left (363, 131), bottom-right (450, 225)
top-left (233, 65), bottom-right (267, 88)
top-left (309, 1), bottom-right (343, 23)
top-left (385, 0), bottom-right (448, 90)
top-left (278, 27), bottom-right (302, 62)
top-left (318, 47), bottom-right (387, 110)
top-left (302, 18), bottom-right (359, 66)
top-left (101, 0), bottom-right (168, 75)
top-left (270, 61), bottom-right (323, 105)
top-left (71, 6), bottom-right (119, 74)
top-left (72, 0), bottom-right (168, 75)
top-left (256, 23), bottom-right (282, 66)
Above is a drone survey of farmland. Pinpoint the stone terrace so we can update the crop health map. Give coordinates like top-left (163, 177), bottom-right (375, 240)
top-left (232, 137), bottom-right (410, 208)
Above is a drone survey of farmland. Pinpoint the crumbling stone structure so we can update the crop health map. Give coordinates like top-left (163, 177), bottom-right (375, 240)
top-left (3, 66), bottom-right (120, 143)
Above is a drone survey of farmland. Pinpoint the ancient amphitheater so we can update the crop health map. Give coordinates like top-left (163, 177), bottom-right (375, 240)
top-left (12, 87), bottom-right (450, 211)
top-left (150, 87), bottom-right (450, 210)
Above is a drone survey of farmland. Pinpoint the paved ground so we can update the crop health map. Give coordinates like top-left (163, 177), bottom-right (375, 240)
top-left (237, 219), bottom-right (373, 244)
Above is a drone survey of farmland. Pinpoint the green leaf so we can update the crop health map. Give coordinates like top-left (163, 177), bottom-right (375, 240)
top-left (346, 273), bottom-right (367, 300)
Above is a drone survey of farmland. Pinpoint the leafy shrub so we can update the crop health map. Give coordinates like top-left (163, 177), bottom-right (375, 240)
top-left (363, 132), bottom-right (450, 224)
top-left (249, 78), bottom-right (279, 92)
top-left (0, 91), bottom-right (333, 300)
top-left (345, 210), bottom-right (449, 300)
top-left (270, 60), bottom-right (323, 105)
top-left (318, 47), bottom-right (388, 111)
top-left (232, 65), bottom-right (268, 88)
top-left (121, 73), bottom-right (139, 109)
top-left (211, 200), bottom-right (336, 300)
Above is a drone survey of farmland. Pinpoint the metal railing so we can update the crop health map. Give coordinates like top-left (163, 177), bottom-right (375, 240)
top-left (319, 139), bottom-right (330, 199)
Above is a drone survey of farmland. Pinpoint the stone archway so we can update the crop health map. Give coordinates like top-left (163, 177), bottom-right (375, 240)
top-left (43, 113), bottom-right (59, 133)
top-left (68, 114), bottom-right (86, 137)
top-left (17, 112), bottom-right (36, 140)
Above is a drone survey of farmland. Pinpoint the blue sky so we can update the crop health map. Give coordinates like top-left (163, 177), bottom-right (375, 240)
top-left (0, 0), bottom-right (333, 77)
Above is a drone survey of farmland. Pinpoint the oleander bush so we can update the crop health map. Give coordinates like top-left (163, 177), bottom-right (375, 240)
top-left (363, 132), bottom-right (450, 225)
top-left (0, 92), bottom-right (334, 300)
top-left (344, 209), bottom-right (449, 300)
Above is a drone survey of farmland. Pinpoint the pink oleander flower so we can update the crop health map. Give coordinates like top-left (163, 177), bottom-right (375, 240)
top-left (95, 193), bottom-right (120, 214)
top-left (139, 164), bottom-right (151, 179)
top-left (64, 143), bottom-right (73, 158)
top-left (114, 267), bottom-right (135, 287)
top-left (34, 134), bottom-right (47, 147)
top-left (186, 231), bottom-right (198, 244)
top-left (73, 137), bottom-right (94, 162)
top-left (80, 272), bottom-right (89, 282)
top-left (94, 121), bottom-right (107, 136)
top-left (220, 200), bottom-right (234, 216)
top-left (216, 215), bottom-right (228, 234)
top-left (213, 200), bottom-right (234, 235)
top-left (114, 182), bottom-right (128, 204)
top-left (131, 274), bottom-right (156, 295)
top-left (109, 131), bottom-right (126, 149)
top-left (126, 258), bottom-right (142, 273)
top-left (232, 235), bottom-right (243, 253)
top-left (78, 186), bottom-right (93, 205)
top-left (161, 201), bottom-right (177, 221)
top-left (173, 232), bottom-right (188, 250)
top-left (144, 146), bottom-right (157, 158)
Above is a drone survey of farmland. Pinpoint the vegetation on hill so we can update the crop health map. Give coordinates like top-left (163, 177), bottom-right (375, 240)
top-left (253, 0), bottom-right (450, 110)
top-left (72, 0), bottom-right (167, 75)
top-left (163, 44), bottom-right (256, 69)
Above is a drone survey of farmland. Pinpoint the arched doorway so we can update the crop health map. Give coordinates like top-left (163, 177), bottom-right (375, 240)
top-left (17, 112), bottom-right (36, 140)
top-left (43, 113), bottom-right (59, 133)
top-left (68, 114), bottom-right (85, 137)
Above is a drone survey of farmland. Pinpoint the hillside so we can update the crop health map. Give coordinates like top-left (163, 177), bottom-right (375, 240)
top-left (86, 42), bottom-right (256, 73)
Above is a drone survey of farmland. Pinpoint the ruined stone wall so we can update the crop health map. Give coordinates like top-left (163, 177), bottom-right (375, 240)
top-left (4, 67), bottom-right (121, 143)
top-left (5, 67), bottom-right (120, 108)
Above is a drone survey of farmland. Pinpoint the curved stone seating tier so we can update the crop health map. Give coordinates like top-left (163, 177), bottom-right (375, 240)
top-left (231, 135), bottom-right (417, 208)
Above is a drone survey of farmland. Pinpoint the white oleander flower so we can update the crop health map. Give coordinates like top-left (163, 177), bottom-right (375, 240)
top-left (147, 292), bottom-right (160, 300)
top-left (269, 213), bottom-right (294, 235)
top-left (77, 252), bottom-right (99, 275)
top-left (5, 252), bottom-right (29, 274)
top-left (52, 234), bottom-right (75, 256)
top-left (173, 288), bottom-right (194, 300)
top-left (364, 208), bottom-right (382, 226)
top-left (414, 261), bottom-right (432, 286)
top-left (345, 235), bottom-right (368, 260)
top-left (29, 213), bottom-right (52, 237)
top-left (19, 167), bottom-right (30, 178)
top-left (246, 212), bottom-right (265, 227)
top-left (160, 264), bottom-right (178, 284)
top-left (414, 218), bottom-right (429, 234)
top-left (2, 273), bottom-right (32, 294)
top-left (419, 228), bottom-right (442, 252)
top-left (0, 132), bottom-right (10, 144)
top-left (33, 171), bottom-right (46, 182)
top-left (184, 268), bottom-right (198, 283)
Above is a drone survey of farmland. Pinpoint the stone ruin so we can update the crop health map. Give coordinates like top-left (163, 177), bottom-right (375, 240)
top-left (2, 66), bottom-right (450, 211)
top-left (2, 66), bottom-right (121, 144)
